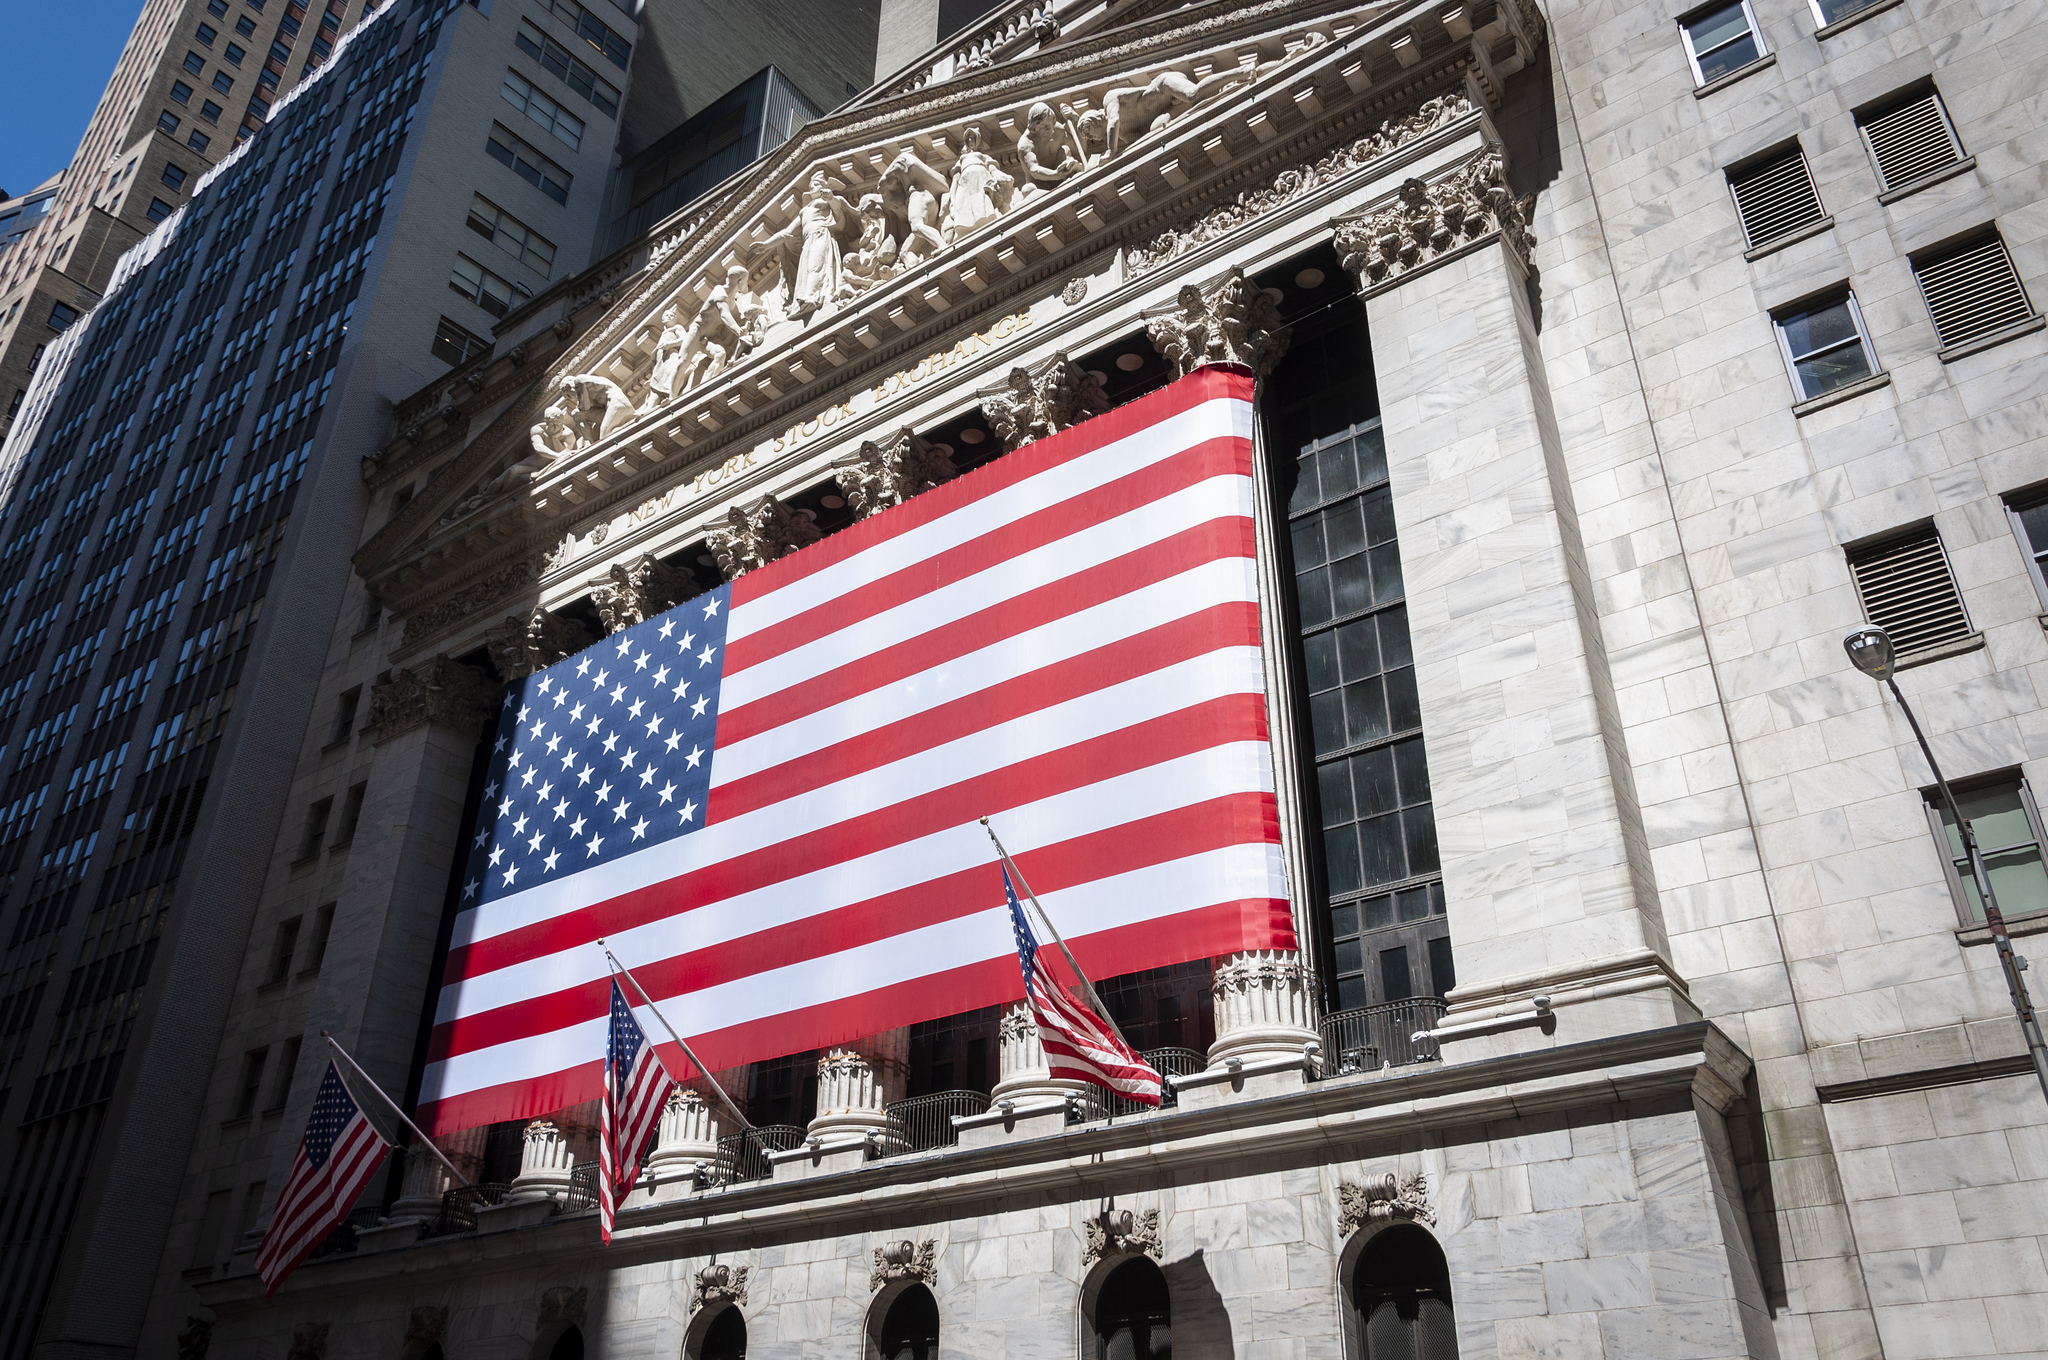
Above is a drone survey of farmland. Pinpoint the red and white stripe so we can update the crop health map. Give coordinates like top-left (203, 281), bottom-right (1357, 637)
top-left (419, 366), bottom-right (1293, 1134)
top-left (254, 1112), bottom-right (385, 1293)
top-left (1030, 957), bottom-right (1162, 1104)
top-left (599, 1046), bottom-right (669, 1242)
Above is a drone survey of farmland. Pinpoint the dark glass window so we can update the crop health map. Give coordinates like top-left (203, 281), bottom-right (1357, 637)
top-left (746, 1050), bottom-right (817, 1127)
top-left (201, 99), bottom-right (224, 121)
top-left (431, 316), bottom-right (490, 368)
top-left (184, 49), bottom-right (206, 71)
top-left (548, 1328), bottom-right (583, 1360)
top-left (1356, 1224), bottom-right (1458, 1359)
top-left (234, 14), bottom-right (256, 34)
top-left (877, 1284), bottom-right (939, 1360)
top-left (170, 80), bottom-right (193, 104)
top-left (224, 42), bottom-right (245, 64)
top-left (213, 70), bottom-right (234, 93)
top-left (906, 1006), bottom-right (996, 1097)
top-left (1095, 1257), bottom-right (1171, 1360)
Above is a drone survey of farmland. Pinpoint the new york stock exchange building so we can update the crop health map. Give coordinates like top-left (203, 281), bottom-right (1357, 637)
top-left (190, 0), bottom-right (2048, 1356)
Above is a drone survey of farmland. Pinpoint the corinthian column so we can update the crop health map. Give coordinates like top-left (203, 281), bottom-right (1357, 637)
top-left (806, 1030), bottom-right (908, 1142)
top-left (1207, 949), bottom-right (1321, 1068)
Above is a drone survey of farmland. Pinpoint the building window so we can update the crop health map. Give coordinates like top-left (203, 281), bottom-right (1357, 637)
top-left (157, 111), bottom-right (181, 135)
top-left (1911, 231), bottom-right (2036, 350)
top-left (265, 1034), bottom-right (302, 1112)
top-left (332, 780), bottom-right (367, 847)
top-left (248, 95), bottom-right (271, 119)
top-left (208, 0), bottom-right (226, 13)
top-left (745, 1048), bottom-right (817, 1126)
top-left (486, 124), bottom-right (572, 204)
top-left (331, 687), bottom-right (361, 745)
top-left (46, 302), bottom-right (79, 331)
top-left (301, 902), bottom-right (336, 975)
top-left (188, 130), bottom-right (211, 154)
top-left (514, 19), bottom-right (621, 116)
top-left (1858, 87), bottom-right (1966, 192)
top-left (258, 68), bottom-right (280, 91)
top-left (501, 70), bottom-right (585, 151)
top-left (268, 40), bottom-right (291, 63)
top-left (1810, 0), bottom-right (1883, 24)
top-left (2007, 490), bottom-right (2048, 611)
top-left (1927, 775), bottom-right (2048, 926)
top-left (1728, 144), bottom-right (1825, 247)
top-left (213, 70), bottom-right (234, 94)
top-left (431, 315), bottom-right (490, 367)
top-left (1679, 0), bottom-right (1766, 84)
top-left (297, 796), bottom-right (332, 860)
top-left (171, 80), bottom-right (194, 104)
top-left (224, 41), bottom-right (245, 64)
top-left (1772, 291), bottom-right (1878, 400)
top-left (1846, 525), bottom-right (1973, 656)
top-left (233, 1046), bottom-right (268, 1119)
top-left (184, 48), bottom-right (207, 73)
top-left (265, 915), bottom-right (301, 983)
top-left (201, 98), bottom-right (223, 121)
top-left (875, 1284), bottom-right (939, 1360)
top-left (1354, 1225), bottom-right (1459, 1359)
top-left (235, 13), bottom-right (256, 34)
top-left (543, 0), bottom-right (631, 68)
top-left (700, 1307), bottom-right (745, 1360)
top-left (450, 254), bottom-right (520, 318)
top-left (1094, 1257), bottom-right (1170, 1360)
top-left (466, 194), bottom-right (557, 273)
top-left (161, 163), bottom-right (188, 191)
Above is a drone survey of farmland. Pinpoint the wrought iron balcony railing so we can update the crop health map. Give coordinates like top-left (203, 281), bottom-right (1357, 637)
top-left (880, 1089), bottom-right (991, 1156)
top-left (1318, 998), bottom-right (1448, 1075)
top-left (716, 1124), bottom-right (806, 1184)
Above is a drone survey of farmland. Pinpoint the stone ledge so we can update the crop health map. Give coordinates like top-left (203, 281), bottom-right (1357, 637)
top-left (1893, 630), bottom-right (1984, 669)
top-left (1816, 1056), bottom-right (2035, 1103)
top-left (1938, 314), bottom-right (2046, 364)
top-left (1743, 216), bottom-right (1834, 261)
top-left (1877, 155), bottom-right (1977, 205)
top-left (1791, 370), bottom-right (1890, 417)
top-left (1957, 910), bottom-right (2048, 946)
top-left (1693, 53), bottom-right (1776, 100)
top-left (1814, 0), bottom-right (1907, 39)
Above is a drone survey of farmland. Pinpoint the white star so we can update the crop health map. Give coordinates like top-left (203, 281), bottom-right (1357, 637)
top-left (644, 713), bottom-right (663, 735)
top-left (592, 668), bottom-right (609, 690)
top-left (507, 750), bottom-right (523, 769)
top-left (527, 830), bottom-right (545, 853)
top-left (602, 731), bottom-right (620, 753)
top-left (678, 798), bottom-right (698, 823)
top-left (620, 747), bottom-right (637, 770)
top-left (520, 765), bottom-right (537, 787)
top-left (570, 815), bottom-right (587, 837)
top-left (577, 657), bottom-right (591, 676)
top-left (536, 781), bottom-right (553, 801)
top-left (586, 834), bottom-right (605, 856)
top-left (546, 733), bottom-right (562, 753)
top-left (671, 677), bottom-right (689, 700)
top-left (698, 644), bottom-right (717, 667)
top-left (613, 799), bottom-right (633, 821)
top-left (560, 748), bottom-right (578, 769)
top-left (659, 618), bottom-right (675, 640)
top-left (498, 796), bottom-right (514, 816)
top-left (585, 713), bottom-right (603, 736)
top-left (685, 745), bottom-right (704, 769)
top-left (462, 878), bottom-right (478, 900)
top-left (664, 731), bottom-right (683, 753)
top-left (537, 676), bottom-right (553, 694)
top-left (485, 779), bottom-right (500, 800)
top-left (551, 688), bottom-right (568, 708)
top-left (631, 816), bottom-right (650, 840)
top-left (596, 781), bottom-right (613, 802)
top-left (634, 649), bottom-right (650, 671)
top-left (503, 863), bottom-right (520, 885)
top-left (691, 694), bottom-right (710, 718)
top-left (527, 720), bottom-right (546, 740)
top-left (658, 781), bottom-right (676, 804)
top-left (703, 596), bottom-right (721, 618)
top-left (679, 630), bottom-right (696, 651)
top-left (609, 683), bottom-right (627, 704)
top-left (473, 828), bottom-right (488, 848)
top-left (652, 665), bottom-right (670, 686)
top-left (628, 697), bottom-right (645, 720)
top-left (489, 844), bottom-right (506, 866)
top-left (518, 704), bottom-right (531, 721)
top-left (616, 633), bottom-right (632, 655)
top-left (552, 797), bottom-right (569, 819)
top-left (570, 701), bottom-right (586, 722)
top-left (494, 735), bottom-right (507, 753)
top-left (544, 849), bottom-right (560, 872)
top-left (577, 763), bottom-right (595, 786)
top-left (639, 766), bottom-right (657, 787)
top-left (512, 813), bottom-right (529, 835)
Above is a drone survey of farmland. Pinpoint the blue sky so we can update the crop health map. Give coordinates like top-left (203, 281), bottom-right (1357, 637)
top-left (0, 0), bottom-right (140, 198)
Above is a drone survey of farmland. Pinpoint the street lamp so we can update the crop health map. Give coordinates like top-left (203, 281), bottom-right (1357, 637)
top-left (1843, 625), bottom-right (2048, 1107)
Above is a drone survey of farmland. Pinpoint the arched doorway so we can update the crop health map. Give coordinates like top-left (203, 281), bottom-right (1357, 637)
top-left (1354, 1225), bottom-right (1456, 1359)
top-left (548, 1327), bottom-right (583, 1360)
top-left (875, 1282), bottom-right (939, 1360)
top-left (1093, 1256), bottom-right (1171, 1359)
top-left (701, 1305), bottom-right (746, 1360)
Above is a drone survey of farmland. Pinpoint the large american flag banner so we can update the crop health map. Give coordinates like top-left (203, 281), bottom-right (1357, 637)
top-left (417, 365), bottom-right (1293, 1134)
top-left (255, 1062), bottom-right (390, 1293)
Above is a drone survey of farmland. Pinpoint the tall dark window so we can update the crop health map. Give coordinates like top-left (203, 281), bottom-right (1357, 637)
top-left (1265, 301), bottom-right (1447, 1014)
top-left (701, 1306), bottom-right (746, 1359)
top-left (877, 1283), bottom-right (940, 1360)
top-left (1355, 1225), bottom-right (1457, 1359)
top-left (548, 1328), bottom-right (584, 1360)
top-left (1095, 1256), bottom-right (1171, 1360)
top-left (746, 1049), bottom-right (817, 1127)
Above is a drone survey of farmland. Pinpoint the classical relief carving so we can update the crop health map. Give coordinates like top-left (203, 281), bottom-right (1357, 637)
top-left (366, 657), bottom-right (498, 743)
top-left (870, 1239), bottom-right (938, 1291)
top-left (539, 1285), bottom-right (590, 1325)
top-left (942, 125), bottom-right (1015, 241)
top-left (754, 170), bottom-right (860, 324)
top-left (400, 559), bottom-right (540, 647)
top-left (1145, 266), bottom-right (1292, 380)
top-left (706, 495), bottom-right (822, 579)
top-left (1129, 91), bottom-right (1477, 278)
top-left (981, 353), bottom-right (1109, 450)
top-left (1333, 145), bottom-right (1537, 290)
top-left (693, 1263), bottom-right (751, 1311)
top-left (832, 428), bottom-right (959, 520)
top-left (485, 607), bottom-right (593, 679)
top-left (1338, 1173), bottom-right (1435, 1232)
top-left (287, 1323), bottom-right (329, 1360)
top-left (591, 553), bottom-right (687, 634)
top-left (1084, 1208), bottom-right (1162, 1264)
top-left (176, 1318), bottom-right (212, 1360)
top-left (532, 374), bottom-right (636, 458)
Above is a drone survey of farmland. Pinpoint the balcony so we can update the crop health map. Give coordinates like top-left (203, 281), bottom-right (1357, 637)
top-left (1318, 998), bottom-right (1448, 1075)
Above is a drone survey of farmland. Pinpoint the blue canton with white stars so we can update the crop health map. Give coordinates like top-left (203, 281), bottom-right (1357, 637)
top-left (608, 979), bottom-right (649, 1095)
top-left (302, 1064), bottom-right (365, 1169)
top-left (460, 583), bottom-right (733, 911)
top-left (1004, 865), bottom-right (1039, 993)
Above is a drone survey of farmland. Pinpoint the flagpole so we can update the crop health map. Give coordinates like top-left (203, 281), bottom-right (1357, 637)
top-left (320, 1033), bottom-right (470, 1187)
top-left (598, 941), bottom-right (755, 1133)
top-left (979, 816), bottom-right (1130, 1043)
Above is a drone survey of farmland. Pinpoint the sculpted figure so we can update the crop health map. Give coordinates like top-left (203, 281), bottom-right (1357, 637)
top-left (839, 194), bottom-right (900, 297)
top-left (941, 125), bottom-right (1013, 241)
top-left (1103, 37), bottom-right (1326, 154)
top-left (559, 373), bottom-right (636, 446)
top-left (530, 395), bottom-right (576, 457)
top-left (882, 151), bottom-right (949, 271)
top-left (753, 170), bottom-right (857, 322)
top-left (1018, 102), bottom-right (1088, 190)
top-left (642, 305), bottom-right (689, 409)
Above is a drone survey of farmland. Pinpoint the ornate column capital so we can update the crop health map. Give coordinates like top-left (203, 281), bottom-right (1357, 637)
top-left (484, 606), bottom-right (592, 679)
top-left (1208, 948), bottom-right (1321, 1067)
top-left (706, 494), bottom-right (821, 579)
top-left (365, 656), bottom-right (497, 744)
top-left (831, 427), bottom-right (959, 519)
top-left (1332, 144), bottom-right (1536, 296)
top-left (979, 352), bottom-right (1110, 451)
top-left (1143, 266), bottom-right (1293, 380)
top-left (591, 552), bottom-right (687, 633)
top-left (507, 1119), bottom-right (575, 1200)
top-left (807, 1031), bottom-right (907, 1142)
top-left (646, 1084), bottom-right (728, 1174)
top-left (991, 999), bottom-right (1088, 1103)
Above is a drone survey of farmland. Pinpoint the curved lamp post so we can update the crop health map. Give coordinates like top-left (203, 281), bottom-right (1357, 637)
top-left (1844, 626), bottom-right (2048, 1108)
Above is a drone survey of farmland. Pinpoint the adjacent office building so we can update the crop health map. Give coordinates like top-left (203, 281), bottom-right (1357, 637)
top-left (0, 0), bottom-right (880, 1353)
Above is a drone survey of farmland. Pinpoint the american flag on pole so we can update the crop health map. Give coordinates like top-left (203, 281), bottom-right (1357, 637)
top-left (254, 1062), bottom-right (391, 1293)
top-left (417, 365), bottom-right (1293, 1134)
top-left (600, 977), bottom-right (671, 1241)
top-left (1004, 862), bottom-right (1161, 1104)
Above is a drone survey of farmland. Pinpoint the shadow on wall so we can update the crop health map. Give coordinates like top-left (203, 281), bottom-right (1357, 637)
top-left (1162, 1248), bottom-right (1235, 1359)
top-left (1496, 40), bottom-right (1565, 335)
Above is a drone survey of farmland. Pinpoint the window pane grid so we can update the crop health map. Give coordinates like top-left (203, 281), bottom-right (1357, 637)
top-left (1931, 779), bottom-right (2048, 924)
top-left (1683, 2), bottom-right (1763, 83)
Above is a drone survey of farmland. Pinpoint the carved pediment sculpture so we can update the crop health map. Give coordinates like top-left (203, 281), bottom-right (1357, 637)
top-left (693, 1262), bottom-right (751, 1311)
top-left (1338, 1173), bottom-right (1435, 1232)
top-left (706, 495), bottom-right (822, 579)
top-left (981, 353), bottom-right (1110, 451)
top-left (1083, 1207), bottom-right (1162, 1264)
top-left (531, 373), bottom-right (636, 458)
top-left (1145, 266), bottom-right (1293, 380)
top-left (870, 1238), bottom-right (938, 1291)
top-left (591, 553), bottom-right (687, 633)
top-left (366, 656), bottom-right (498, 743)
top-left (486, 607), bottom-right (593, 679)
top-left (539, 1285), bottom-right (590, 1325)
top-left (1333, 145), bottom-right (1536, 292)
top-left (832, 427), bottom-right (959, 520)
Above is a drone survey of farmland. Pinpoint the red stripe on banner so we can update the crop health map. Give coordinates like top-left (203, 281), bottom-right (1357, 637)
top-left (727, 369), bottom-right (1256, 609)
top-left (716, 514), bottom-right (1255, 747)
top-left (713, 599), bottom-right (1261, 821)
top-left (418, 894), bottom-right (1287, 1135)
top-left (438, 690), bottom-right (1269, 989)
top-left (428, 792), bottom-right (1277, 1063)
top-left (722, 435), bottom-right (1251, 676)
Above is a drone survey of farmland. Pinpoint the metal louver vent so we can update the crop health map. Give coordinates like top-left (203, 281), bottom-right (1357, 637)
top-left (1914, 236), bottom-right (2036, 348)
top-left (1729, 148), bottom-right (1825, 247)
top-left (1848, 529), bottom-right (1972, 655)
top-left (1862, 92), bottom-right (1964, 189)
